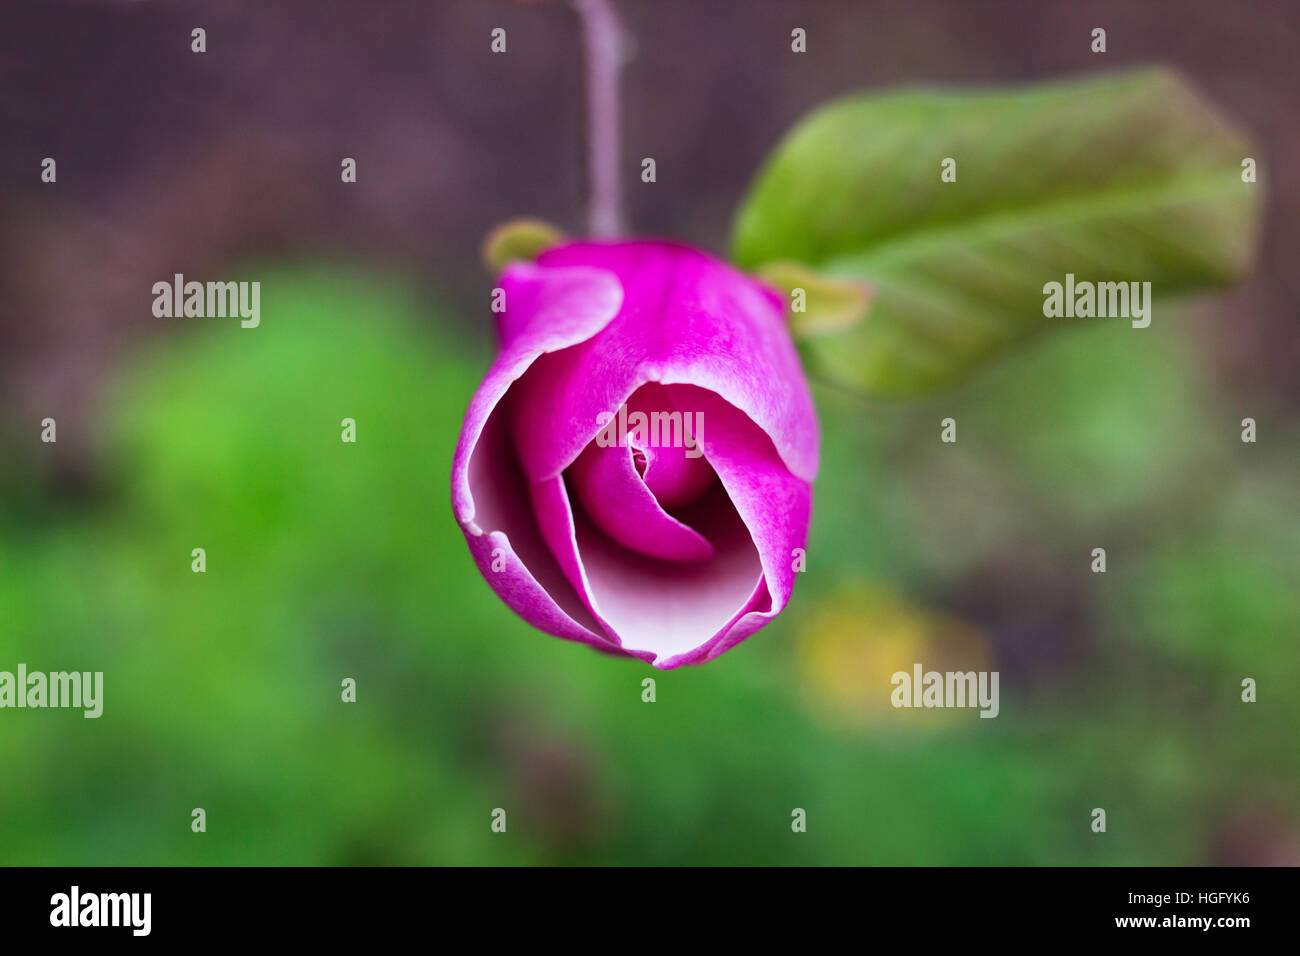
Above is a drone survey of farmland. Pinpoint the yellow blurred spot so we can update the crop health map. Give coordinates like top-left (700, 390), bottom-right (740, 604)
top-left (797, 580), bottom-right (994, 731)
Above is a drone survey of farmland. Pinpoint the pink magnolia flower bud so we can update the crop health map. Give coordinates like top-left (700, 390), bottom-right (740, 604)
top-left (451, 240), bottom-right (819, 667)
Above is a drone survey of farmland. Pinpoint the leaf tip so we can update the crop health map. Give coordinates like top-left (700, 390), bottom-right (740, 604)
top-left (756, 261), bottom-right (875, 339)
top-left (481, 218), bottom-right (565, 273)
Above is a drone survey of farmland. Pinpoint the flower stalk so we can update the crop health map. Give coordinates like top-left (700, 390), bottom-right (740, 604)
top-left (571, 0), bottom-right (625, 237)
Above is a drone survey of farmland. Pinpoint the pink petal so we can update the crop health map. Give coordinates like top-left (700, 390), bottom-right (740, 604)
top-left (568, 438), bottom-right (715, 562)
top-left (530, 387), bottom-right (811, 668)
top-left (657, 384), bottom-right (813, 666)
top-left (623, 382), bottom-right (717, 509)
top-left (531, 472), bottom-right (767, 667)
top-left (508, 241), bottom-right (819, 486)
top-left (451, 262), bottom-right (624, 648)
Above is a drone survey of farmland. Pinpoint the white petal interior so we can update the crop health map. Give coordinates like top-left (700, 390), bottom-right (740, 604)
top-left (570, 481), bottom-right (764, 662)
top-left (470, 402), bottom-right (606, 637)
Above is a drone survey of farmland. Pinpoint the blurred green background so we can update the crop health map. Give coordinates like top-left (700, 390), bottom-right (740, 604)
top-left (1, 267), bottom-right (1295, 865)
top-left (2, 0), bottom-right (1298, 865)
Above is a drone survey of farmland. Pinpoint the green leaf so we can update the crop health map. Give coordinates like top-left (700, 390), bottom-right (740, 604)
top-left (732, 68), bottom-right (1261, 396)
